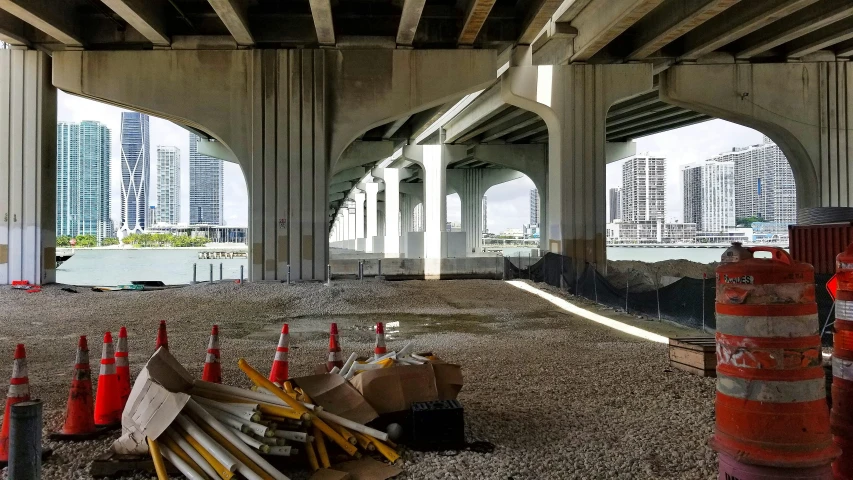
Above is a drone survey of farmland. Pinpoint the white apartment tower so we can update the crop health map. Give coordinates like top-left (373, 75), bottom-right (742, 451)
top-left (709, 137), bottom-right (796, 224)
top-left (156, 146), bottom-right (181, 225)
top-left (621, 155), bottom-right (666, 223)
top-left (609, 187), bottom-right (622, 222)
top-left (682, 160), bottom-right (735, 232)
top-left (529, 189), bottom-right (540, 226)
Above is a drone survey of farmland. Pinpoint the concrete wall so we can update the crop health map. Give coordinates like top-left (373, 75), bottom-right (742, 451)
top-left (330, 256), bottom-right (504, 280)
top-left (0, 50), bottom-right (55, 285)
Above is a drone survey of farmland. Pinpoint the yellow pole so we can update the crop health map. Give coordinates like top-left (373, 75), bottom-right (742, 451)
top-left (159, 435), bottom-right (207, 479)
top-left (370, 437), bottom-right (400, 464)
top-left (238, 358), bottom-right (359, 457)
top-left (178, 426), bottom-right (235, 480)
top-left (313, 427), bottom-right (331, 468)
top-left (192, 411), bottom-right (275, 480)
top-left (332, 423), bottom-right (357, 446)
top-left (257, 404), bottom-right (303, 421)
top-left (304, 437), bottom-right (320, 472)
top-left (351, 431), bottom-right (376, 452)
top-left (147, 437), bottom-right (170, 480)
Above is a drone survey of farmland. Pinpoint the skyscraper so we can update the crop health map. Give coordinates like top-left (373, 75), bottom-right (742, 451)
top-left (56, 121), bottom-right (112, 242)
top-left (682, 160), bottom-right (735, 232)
top-left (710, 137), bottom-right (796, 224)
top-left (482, 195), bottom-right (488, 234)
top-left (622, 155), bottom-right (666, 222)
top-left (156, 146), bottom-right (181, 225)
top-left (529, 189), bottom-right (540, 226)
top-left (119, 112), bottom-right (150, 235)
top-left (189, 133), bottom-right (224, 225)
top-left (608, 187), bottom-right (622, 222)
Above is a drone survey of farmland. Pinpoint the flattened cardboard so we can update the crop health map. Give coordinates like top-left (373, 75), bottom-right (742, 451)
top-left (112, 348), bottom-right (194, 454)
top-left (310, 468), bottom-right (352, 480)
top-left (293, 373), bottom-right (379, 425)
top-left (349, 363), bottom-right (463, 414)
top-left (334, 458), bottom-right (402, 480)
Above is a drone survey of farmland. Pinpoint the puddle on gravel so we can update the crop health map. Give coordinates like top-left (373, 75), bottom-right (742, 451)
top-left (243, 313), bottom-right (494, 340)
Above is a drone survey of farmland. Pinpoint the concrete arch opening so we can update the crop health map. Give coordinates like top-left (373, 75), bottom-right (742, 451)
top-left (53, 91), bottom-right (250, 286)
top-left (480, 175), bottom-right (540, 257)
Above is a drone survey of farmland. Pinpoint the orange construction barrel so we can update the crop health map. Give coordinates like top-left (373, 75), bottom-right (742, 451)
top-left (833, 245), bottom-right (853, 479)
top-left (712, 243), bottom-right (838, 475)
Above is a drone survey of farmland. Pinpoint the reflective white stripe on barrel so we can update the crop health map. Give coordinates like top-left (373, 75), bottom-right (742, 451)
top-left (834, 356), bottom-right (853, 381)
top-left (205, 353), bottom-right (219, 363)
top-left (208, 336), bottom-right (220, 350)
top-left (100, 362), bottom-right (116, 375)
top-left (115, 355), bottom-right (128, 367)
top-left (7, 384), bottom-right (29, 397)
top-left (274, 351), bottom-right (288, 361)
top-left (11, 359), bottom-right (27, 379)
top-left (717, 373), bottom-right (826, 403)
top-left (837, 300), bottom-right (853, 321)
top-left (277, 334), bottom-right (289, 348)
top-left (715, 314), bottom-right (818, 338)
top-left (117, 337), bottom-right (128, 354)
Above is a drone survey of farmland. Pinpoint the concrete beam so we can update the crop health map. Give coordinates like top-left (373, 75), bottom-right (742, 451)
top-left (0, 0), bottom-right (83, 47)
top-left (308, 0), bottom-right (335, 45)
top-left (677, 0), bottom-right (817, 61)
top-left (332, 167), bottom-right (367, 184)
top-left (555, 0), bottom-right (596, 23)
top-left (518, 0), bottom-right (564, 45)
top-left (456, 108), bottom-right (528, 143)
top-left (571, 0), bottom-right (665, 62)
top-left (608, 103), bottom-right (680, 127)
top-left (531, 21), bottom-right (577, 65)
top-left (611, 115), bottom-right (710, 140)
top-left (458, 0), bottom-right (497, 46)
top-left (605, 141), bottom-right (637, 163)
top-left (506, 124), bottom-right (547, 142)
top-left (785, 16), bottom-right (853, 59)
top-left (482, 114), bottom-right (541, 142)
top-left (329, 181), bottom-right (353, 194)
top-left (382, 115), bottom-right (410, 139)
top-left (208, 0), bottom-right (254, 46)
top-left (624, 0), bottom-right (740, 60)
top-left (397, 0), bottom-right (426, 47)
top-left (734, 0), bottom-right (853, 59)
top-left (837, 38), bottom-right (853, 57)
top-left (443, 87), bottom-right (506, 143)
top-left (0, 9), bottom-right (28, 46)
top-left (607, 107), bottom-right (697, 135)
top-left (329, 192), bottom-right (345, 202)
top-left (334, 140), bottom-right (395, 174)
top-left (101, 0), bottom-right (170, 47)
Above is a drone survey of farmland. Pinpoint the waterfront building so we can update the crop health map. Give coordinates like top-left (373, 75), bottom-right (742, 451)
top-left (56, 120), bottom-right (112, 242)
top-left (682, 160), bottom-right (735, 232)
top-left (609, 187), bottom-right (622, 222)
top-left (709, 136), bottom-right (796, 224)
top-left (529, 189), bottom-right (540, 226)
top-left (156, 146), bottom-right (181, 225)
top-left (119, 112), bottom-right (151, 235)
top-left (621, 155), bottom-right (666, 223)
top-left (189, 133), bottom-right (224, 225)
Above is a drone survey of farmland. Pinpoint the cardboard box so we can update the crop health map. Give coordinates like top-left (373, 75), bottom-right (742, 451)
top-left (293, 373), bottom-right (379, 425)
top-left (349, 362), bottom-right (463, 414)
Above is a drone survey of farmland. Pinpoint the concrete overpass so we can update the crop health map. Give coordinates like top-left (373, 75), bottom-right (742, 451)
top-left (1, 0), bottom-right (852, 283)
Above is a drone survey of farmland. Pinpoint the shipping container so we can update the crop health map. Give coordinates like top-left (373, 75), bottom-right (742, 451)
top-left (789, 223), bottom-right (853, 275)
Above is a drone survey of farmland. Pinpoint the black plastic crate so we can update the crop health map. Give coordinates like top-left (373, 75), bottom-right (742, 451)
top-left (409, 399), bottom-right (465, 451)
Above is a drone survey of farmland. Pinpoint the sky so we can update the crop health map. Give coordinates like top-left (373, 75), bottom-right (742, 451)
top-left (58, 90), bottom-right (766, 233)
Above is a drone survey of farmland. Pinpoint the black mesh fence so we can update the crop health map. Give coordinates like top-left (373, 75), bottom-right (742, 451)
top-left (504, 252), bottom-right (836, 345)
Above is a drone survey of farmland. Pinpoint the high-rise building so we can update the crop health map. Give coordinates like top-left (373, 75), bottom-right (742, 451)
top-left (56, 120), bottom-right (112, 242)
top-left (156, 146), bottom-right (181, 225)
top-left (119, 112), bottom-right (150, 235)
top-left (529, 189), bottom-right (540, 226)
top-left (608, 187), bottom-right (622, 222)
top-left (482, 195), bottom-right (488, 234)
top-left (189, 133), bottom-right (224, 225)
top-left (622, 155), bottom-right (666, 223)
top-left (710, 137), bottom-right (796, 224)
top-left (682, 160), bottom-right (735, 232)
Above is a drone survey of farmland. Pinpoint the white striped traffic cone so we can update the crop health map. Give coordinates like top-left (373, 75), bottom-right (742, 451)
top-left (374, 322), bottom-right (387, 357)
top-left (0, 344), bottom-right (30, 464)
top-left (202, 325), bottom-right (222, 383)
top-left (269, 324), bottom-right (289, 384)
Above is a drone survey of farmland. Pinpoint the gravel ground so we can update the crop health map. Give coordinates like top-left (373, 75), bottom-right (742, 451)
top-left (0, 279), bottom-right (716, 479)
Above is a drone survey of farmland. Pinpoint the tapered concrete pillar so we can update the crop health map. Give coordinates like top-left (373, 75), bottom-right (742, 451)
top-left (501, 63), bottom-right (652, 271)
top-left (354, 191), bottom-right (365, 239)
top-left (53, 48), bottom-right (494, 281)
top-left (365, 183), bottom-right (379, 253)
top-left (373, 168), bottom-right (411, 258)
top-left (347, 206), bottom-right (356, 241)
top-left (0, 50), bottom-right (56, 286)
top-left (662, 62), bottom-right (853, 209)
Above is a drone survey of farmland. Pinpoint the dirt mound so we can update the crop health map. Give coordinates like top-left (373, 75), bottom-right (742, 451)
top-left (606, 259), bottom-right (717, 292)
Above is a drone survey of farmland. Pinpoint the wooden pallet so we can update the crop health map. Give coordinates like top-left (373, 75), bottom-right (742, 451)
top-left (669, 336), bottom-right (716, 377)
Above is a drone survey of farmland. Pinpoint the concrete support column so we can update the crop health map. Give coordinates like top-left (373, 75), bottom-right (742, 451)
top-left (378, 168), bottom-right (402, 257)
top-left (662, 62), bottom-right (853, 209)
top-left (500, 64), bottom-right (652, 271)
top-left (354, 191), bottom-right (365, 239)
top-left (400, 193), bottom-right (415, 235)
top-left (347, 206), bottom-right (356, 241)
top-left (365, 183), bottom-right (379, 253)
top-left (0, 50), bottom-right (56, 285)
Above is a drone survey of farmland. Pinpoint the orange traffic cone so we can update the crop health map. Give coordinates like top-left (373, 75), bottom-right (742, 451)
top-left (269, 324), bottom-right (289, 384)
top-left (0, 344), bottom-right (30, 464)
top-left (327, 323), bottom-right (343, 371)
top-left (202, 325), bottom-right (222, 383)
top-left (374, 322), bottom-right (387, 357)
top-left (51, 336), bottom-right (103, 440)
top-left (94, 332), bottom-right (121, 428)
top-left (116, 327), bottom-right (131, 410)
top-left (155, 320), bottom-right (168, 351)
